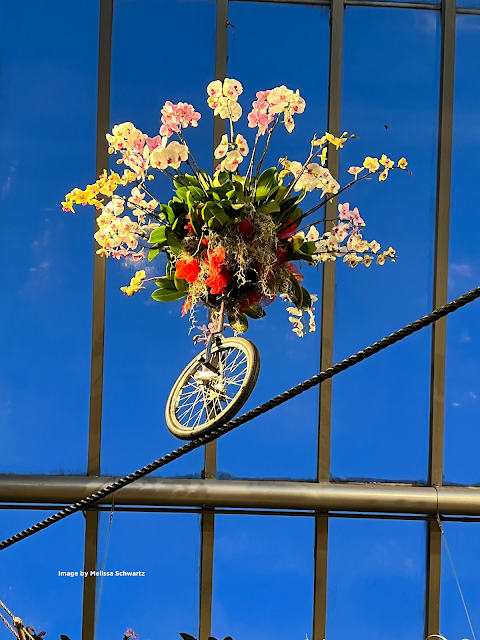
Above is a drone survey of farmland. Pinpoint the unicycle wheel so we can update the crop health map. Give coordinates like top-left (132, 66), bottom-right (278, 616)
top-left (165, 337), bottom-right (260, 440)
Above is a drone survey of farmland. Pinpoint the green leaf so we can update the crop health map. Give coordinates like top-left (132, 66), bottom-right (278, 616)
top-left (258, 200), bottom-right (280, 215)
top-left (302, 241), bottom-right (317, 255)
top-left (161, 204), bottom-right (175, 224)
top-left (174, 273), bottom-right (190, 292)
top-left (174, 174), bottom-right (200, 188)
top-left (244, 304), bottom-right (266, 319)
top-left (292, 236), bottom-right (304, 253)
top-left (255, 167), bottom-right (278, 200)
top-left (175, 186), bottom-right (189, 202)
top-left (189, 207), bottom-right (201, 235)
top-left (149, 226), bottom-right (167, 244)
top-left (179, 633), bottom-right (197, 640)
top-left (170, 200), bottom-right (188, 217)
top-left (301, 287), bottom-right (312, 308)
top-left (289, 272), bottom-right (303, 308)
top-left (228, 310), bottom-right (249, 333)
top-left (148, 247), bottom-right (160, 262)
top-left (155, 277), bottom-right (177, 290)
top-left (188, 185), bottom-right (204, 200)
top-left (152, 289), bottom-right (187, 302)
top-left (231, 203), bottom-right (245, 211)
top-left (166, 228), bottom-right (182, 255)
top-left (202, 201), bottom-right (229, 227)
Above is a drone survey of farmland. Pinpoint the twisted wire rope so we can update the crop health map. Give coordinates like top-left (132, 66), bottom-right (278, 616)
top-left (0, 600), bottom-right (35, 640)
top-left (1, 285), bottom-right (479, 553)
top-left (0, 612), bottom-right (17, 639)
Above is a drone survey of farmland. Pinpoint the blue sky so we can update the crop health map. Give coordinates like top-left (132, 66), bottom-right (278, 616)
top-left (1, 0), bottom-right (480, 639)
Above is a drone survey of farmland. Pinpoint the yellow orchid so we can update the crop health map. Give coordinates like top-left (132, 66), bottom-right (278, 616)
top-left (379, 169), bottom-right (389, 181)
top-left (380, 154), bottom-right (394, 169)
top-left (362, 255), bottom-right (373, 267)
top-left (398, 157), bottom-right (408, 169)
top-left (120, 270), bottom-right (146, 296)
top-left (363, 156), bottom-right (380, 172)
top-left (319, 147), bottom-right (327, 166)
top-left (325, 132), bottom-right (347, 149)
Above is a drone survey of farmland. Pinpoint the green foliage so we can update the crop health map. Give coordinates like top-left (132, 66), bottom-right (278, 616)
top-left (152, 289), bottom-right (187, 302)
top-left (244, 304), bottom-right (266, 319)
top-left (255, 167), bottom-right (279, 200)
top-left (228, 310), bottom-right (249, 333)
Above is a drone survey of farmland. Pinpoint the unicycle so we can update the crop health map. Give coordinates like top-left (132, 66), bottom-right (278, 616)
top-left (165, 300), bottom-right (260, 440)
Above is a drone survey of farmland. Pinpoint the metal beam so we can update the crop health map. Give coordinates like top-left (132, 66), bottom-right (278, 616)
top-left (314, 0), bottom-right (344, 636)
top-left (5, 476), bottom-right (480, 515)
top-left (83, 1), bottom-right (113, 638)
top-left (425, 0), bottom-right (456, 635)
top-left (82, 511), bottom-right (99, 640)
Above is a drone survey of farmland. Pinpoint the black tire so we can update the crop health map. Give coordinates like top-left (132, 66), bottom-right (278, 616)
top-left (165, 337), bottom-right (260, 440)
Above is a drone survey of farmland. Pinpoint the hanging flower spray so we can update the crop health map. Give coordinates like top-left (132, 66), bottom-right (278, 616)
top-left (63, 79), bottom-right (408, 337)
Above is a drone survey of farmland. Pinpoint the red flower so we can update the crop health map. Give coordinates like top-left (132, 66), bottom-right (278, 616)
top-left (206, 246), bottom-right (226, 272)
top-left (278, 219), bottom-right (299, 239)
top-left (176, 258), bottom-right (200, 283)
top-left (205, 266), bottom-right (231, 294)
top-left (205, 246), bottom-right (231, 294)
top-left (238, 220), bottom-right (255, 240)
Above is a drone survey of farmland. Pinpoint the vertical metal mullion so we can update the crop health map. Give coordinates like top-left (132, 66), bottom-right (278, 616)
top-left (313, 1), bottom-right (343, 639)
top-left (199, 3), bottom-right (228, 640)
top-left (425, 0), bottom-right (456, 635)
top-left (82, 1), bottom-right (113, 639)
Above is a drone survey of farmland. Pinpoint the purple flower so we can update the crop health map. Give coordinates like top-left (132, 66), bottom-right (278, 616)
top-left (124, 630), bottom-right (138, 640)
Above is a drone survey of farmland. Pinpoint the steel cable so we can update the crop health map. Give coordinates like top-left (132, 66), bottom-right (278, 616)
top-left (1, 285), bottom-right (479, 552)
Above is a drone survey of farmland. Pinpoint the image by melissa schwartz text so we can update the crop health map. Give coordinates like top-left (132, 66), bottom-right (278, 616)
top-left (58, 570), bottom-right (146, 577)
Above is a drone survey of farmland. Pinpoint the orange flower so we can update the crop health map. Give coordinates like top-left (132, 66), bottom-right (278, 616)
top-left (176, 258), bottom-right (200, 283)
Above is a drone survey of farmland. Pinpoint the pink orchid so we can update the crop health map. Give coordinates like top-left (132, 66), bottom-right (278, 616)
top-left (247, 108), bottom-right (274, 135)
top-left (256, 90), bottom-right (271, 101)
top-left (338, 202), bottom-right (365, 226)
top-left (351, 208), bottom-right (364, 225)
top-left (160, 101), bottom-right (201, 138)
top-left (123, 630), bottom-right (138, 640)
top-left (146, 135), bottom-right (162, 152)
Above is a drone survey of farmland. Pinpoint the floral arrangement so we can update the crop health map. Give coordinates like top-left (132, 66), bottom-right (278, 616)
top-left (62, 79), bottom-right (408, 336)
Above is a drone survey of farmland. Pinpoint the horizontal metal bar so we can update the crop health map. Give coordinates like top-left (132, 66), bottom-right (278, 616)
top-left (5, 502), bottom-right (480, 523)
top-left (3, 476), bottom-right (480, 515)
top-left (345, 1), bottom-right (440, 8)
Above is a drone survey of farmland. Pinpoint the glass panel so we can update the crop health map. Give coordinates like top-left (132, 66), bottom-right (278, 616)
top-left (457, 0), bottom-right (480, 10)
top-left (327, 518), bottom-right (426, 640)
top-left (95, 511), bottom-right (200, 639)
top-left (440, 522), bottom-right (480, 639)
top-left (212, 515), bottom-right (314, 639)
top-left (216, 1), bottom-right (330, 481)
top-left (102, 0), bottom-right (216, 477)
top-left (0, 510), bottom-right (84, 638)
top-left (444, 15), bottom-right (480, 486)
top-left (331, 7), bottom-right (439, 482)
top-left (0, 0), bottom-right (98, 474)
